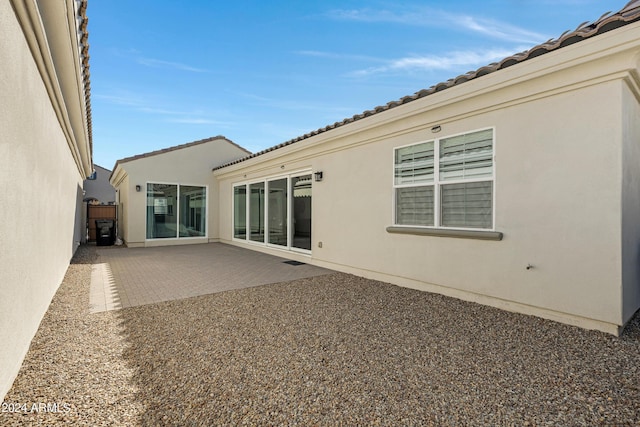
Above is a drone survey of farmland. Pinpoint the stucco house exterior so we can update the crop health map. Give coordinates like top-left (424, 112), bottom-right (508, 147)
top-left (212, 2), bottom-right (640, 336)
top-left (109, 136), bottom-right (250, 247)
top-left (108, 2), bottom-right (640, 337)
top-left (0, 0), bottom-right (92, 400)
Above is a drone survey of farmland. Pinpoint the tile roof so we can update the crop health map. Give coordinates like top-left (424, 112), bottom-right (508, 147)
top-left (111, 135), bottom-right (250, 177)
top-left (213, 0), bottom-right (640, 172)
top-left (77, 0), bottom-right (92, 164)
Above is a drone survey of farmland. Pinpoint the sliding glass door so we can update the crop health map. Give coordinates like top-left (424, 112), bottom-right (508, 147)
top-left (233, 172), bottom-right (312, 253)
top-left (147, 183), bottom-right (207, 240)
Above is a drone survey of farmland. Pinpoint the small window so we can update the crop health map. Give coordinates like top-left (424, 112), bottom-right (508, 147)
top-left (393, 128), bottom-right (494, 230)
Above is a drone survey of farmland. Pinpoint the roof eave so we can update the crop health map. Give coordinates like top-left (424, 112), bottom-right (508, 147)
top-left (10, 0), bottom-right (93, 178)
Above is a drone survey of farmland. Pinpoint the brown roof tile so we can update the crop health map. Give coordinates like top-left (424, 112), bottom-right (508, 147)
top-left (213, 0), bottom-right (640, 172)
top-left (78, 0), bottom-right (93, 165)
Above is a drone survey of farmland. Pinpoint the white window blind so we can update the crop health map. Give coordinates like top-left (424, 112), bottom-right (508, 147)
top-left (394, 128), bottom-right (494, 230)
top-left (396, 186), bottom-right (434, 226)
top-left (394, 141), bottom-right (434, 185)
top-left (441, 182), bottom-right (492, 228)
top-left (439, 129), bottom-right (493, 181)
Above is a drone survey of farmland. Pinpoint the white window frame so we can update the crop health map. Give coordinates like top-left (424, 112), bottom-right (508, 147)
top-left (232, 169), bottom-right (313, 255)
top-left (145, 181), bottom-right (209, 241)
top-left (392, 127), bottom-right (496, 231)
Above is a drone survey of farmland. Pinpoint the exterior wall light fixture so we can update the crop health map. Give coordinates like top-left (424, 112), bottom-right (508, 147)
top-left (431, 125), bottom-right (442, 133)
top-left (135, 185), bottom-right (141, 192)
top-left (314, 171), bottom-right (323, 182)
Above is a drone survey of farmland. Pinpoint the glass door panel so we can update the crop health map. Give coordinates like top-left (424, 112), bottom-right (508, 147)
top-left (147, 183), bottom-right (178, 239)
top-left (233, 185), bottom-right (247, 239)
top-left (179, 186), bottom-right (206, 237)
top-left (268, 178), bottom-right (288, 246)
top-left (249, 182), bottom-right (265, 242)
top-left (292, 175), bottom-right (312, 250)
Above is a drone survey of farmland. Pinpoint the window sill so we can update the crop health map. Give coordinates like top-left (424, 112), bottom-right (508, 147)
top-left (386, 226), bottom-right (503, 241)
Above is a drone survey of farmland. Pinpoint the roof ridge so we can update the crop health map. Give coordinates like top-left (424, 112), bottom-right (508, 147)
top-left (113, 135), bottom-right (250, 168)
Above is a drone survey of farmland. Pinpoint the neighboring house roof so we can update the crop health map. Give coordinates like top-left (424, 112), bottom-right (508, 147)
top-left (213, 0), bottom-right (640, 171)
top-left (93, 164), bottom-right (111, 173)
top-left (110, 135), bottom-right (250, 181)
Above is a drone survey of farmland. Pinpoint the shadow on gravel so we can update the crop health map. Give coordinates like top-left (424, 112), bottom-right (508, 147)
top-left (114, 273), bottom-right (640, 426)
top-left (69, 243), bottom-right (99, 264)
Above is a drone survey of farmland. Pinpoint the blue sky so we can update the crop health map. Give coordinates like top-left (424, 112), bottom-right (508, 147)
top-left (88, 0), bottom-right (627, 169)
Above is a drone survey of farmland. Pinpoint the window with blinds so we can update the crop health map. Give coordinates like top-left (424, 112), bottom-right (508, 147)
top-left (394, 128), bottom-right (494, 229)
top-left (441, 182), bottom-right (493, 228)
top-left (394, 141), bottom-right (434, 185)
top-left (396, 186), bottom-right (434, 226)
top-left (439, 129), bottom-right (493, 181)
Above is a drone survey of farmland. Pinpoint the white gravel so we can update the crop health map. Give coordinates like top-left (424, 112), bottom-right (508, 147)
top-left (2, 245), bottom-right (639, 426)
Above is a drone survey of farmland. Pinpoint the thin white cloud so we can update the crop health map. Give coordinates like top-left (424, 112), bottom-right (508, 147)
top-left (108, 48), bottom-right (210, 72)
top-left (95, 90), bottom-right (233, 126)
top-left (236, 91), bottom-right (353, 115)
top-left (168, 118), bottom-right (233, 125)
top-left (137, 107), bottom-right (215, 117)
top-left (327, 8), bottom-right (422, 25)
top-left (456, 16), bottom-right (546, 44)
top-left (295, 50), bottom-right (383, 63)
top-left (137, 57), bottom-right (209, 73)
top-left (351, 48), bottom-right (523, 76)
top-left (93, 93), bottom-right (146, 107)
top-left (326, 7), bottom-right (547, 44)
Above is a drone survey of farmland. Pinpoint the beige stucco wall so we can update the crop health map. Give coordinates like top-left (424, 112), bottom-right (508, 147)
top-left (621, 79), bottom-right (640, 324)
top-left (111, 139), bottom-right (247, 247)
top-left (0, 1), bottom-right (86, 400)
top-left (116, 175), bottom-right (130, 242)
top-left (216, 27), bottom-right (640, 334)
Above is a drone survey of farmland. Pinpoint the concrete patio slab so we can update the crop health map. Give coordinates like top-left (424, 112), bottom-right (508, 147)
top-left (89, 243), bottom-right (333, 312)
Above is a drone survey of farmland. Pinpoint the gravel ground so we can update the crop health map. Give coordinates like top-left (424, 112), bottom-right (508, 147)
top-left (2, 245), bottom-right (640, 426)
